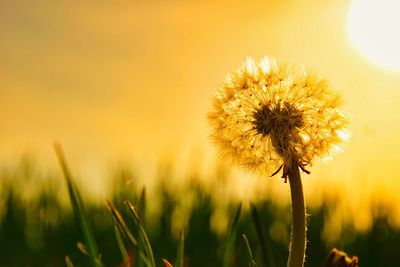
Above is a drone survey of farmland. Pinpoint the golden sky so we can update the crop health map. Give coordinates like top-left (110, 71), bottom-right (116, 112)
top-left (2, 0), bottom-right (400, 232)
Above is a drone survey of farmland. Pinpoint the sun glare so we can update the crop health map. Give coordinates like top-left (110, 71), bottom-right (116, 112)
top-left (348, 0), bottom-right (400, 71)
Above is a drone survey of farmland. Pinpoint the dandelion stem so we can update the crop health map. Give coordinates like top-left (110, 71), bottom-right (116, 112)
top-left (287, 161), bottom-right (306, 267)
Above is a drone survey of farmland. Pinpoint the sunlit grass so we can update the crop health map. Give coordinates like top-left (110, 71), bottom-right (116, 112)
top-left (0, 151), bottom-right (399, 266)
top-left (54, 142), bottom-right (103, 267)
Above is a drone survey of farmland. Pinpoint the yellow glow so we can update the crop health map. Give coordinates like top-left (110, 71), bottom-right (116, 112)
top-left (348, 0), bottom-right (400, 71)
top-left (3, 0), bottom-right (400, 236)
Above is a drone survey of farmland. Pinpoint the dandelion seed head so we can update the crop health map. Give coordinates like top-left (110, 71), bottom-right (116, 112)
top-left (207, 57), bottom-right (350, 177)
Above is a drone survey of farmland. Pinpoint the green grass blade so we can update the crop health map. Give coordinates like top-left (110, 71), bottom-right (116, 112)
top-left (250, 203), bottom-right (275, 267)
top-left (135, 188), bottom-right (147, 267)
top-left (105, 199), bottom-right (138, 246)
top-left (113, 217), bottom-right (129, 262)
top-left (242, 234), bottom-right (257, 267)
top-left (105, 199), bottom-right (152, 267)
top-left (54, 143), bottom-right (103, 267)
top-left (65, 256), bottom-right (75, 267)
top-left (175, 229), bottom-right (185, 267)
top-left (223, 202), bottom-right (242, 267)
top-left (137, 188), bottom-right (147, 225)
top-left (126, 200), bottom-right (156, 267)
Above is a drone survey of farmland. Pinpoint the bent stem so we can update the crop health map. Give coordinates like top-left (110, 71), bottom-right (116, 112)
top-left (287, 161), bottom-right (306, 267)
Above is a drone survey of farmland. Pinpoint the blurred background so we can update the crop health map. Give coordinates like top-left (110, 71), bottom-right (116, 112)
top-left (1, 0), bottom-right (400, 266)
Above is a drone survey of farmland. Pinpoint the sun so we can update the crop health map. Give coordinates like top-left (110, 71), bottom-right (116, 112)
top-left (347, 0), bottom-right (400, 71)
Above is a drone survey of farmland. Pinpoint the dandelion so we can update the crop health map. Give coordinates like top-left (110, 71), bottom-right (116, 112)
top-left (208, 57), bottom-right (349, 179)
top-left (207, 57), bottom-right (350, 267)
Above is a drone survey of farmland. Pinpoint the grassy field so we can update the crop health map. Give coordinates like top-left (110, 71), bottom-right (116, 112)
top-left (0, 155), bottom-right (399, 267)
